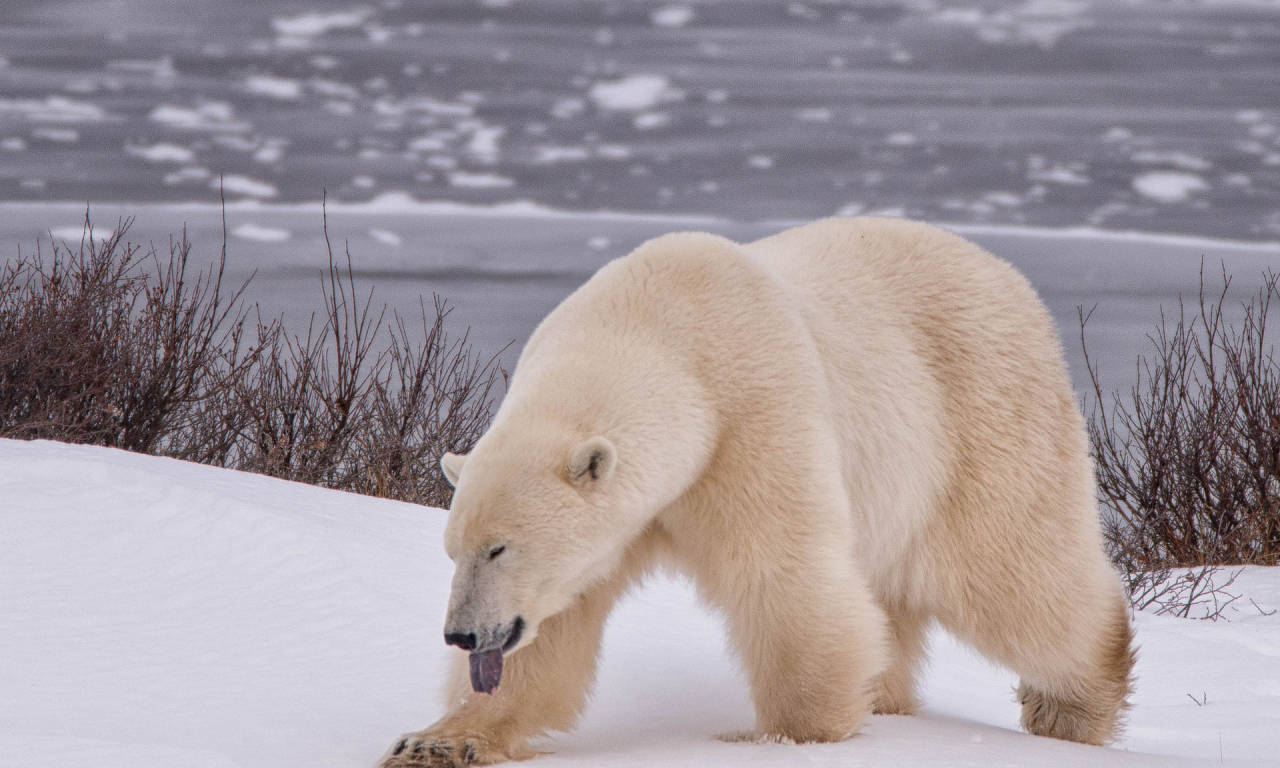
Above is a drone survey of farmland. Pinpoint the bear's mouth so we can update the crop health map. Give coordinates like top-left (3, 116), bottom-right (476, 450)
top-left (467, 616), bottom-right (525, 694)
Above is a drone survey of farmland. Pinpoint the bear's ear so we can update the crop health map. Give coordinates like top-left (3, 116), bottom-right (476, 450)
top-left (567, 436), bottom-right (616, 488)
top-left (440, 452), bottom-right (468, 486)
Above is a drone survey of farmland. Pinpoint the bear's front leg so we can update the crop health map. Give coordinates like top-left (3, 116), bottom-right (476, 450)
top-left (734, 563), bottom-right (888, 743)
top-left (379, 692), bottom-right (535, 768)
top-left (379, 538), bottom-right (655, 768)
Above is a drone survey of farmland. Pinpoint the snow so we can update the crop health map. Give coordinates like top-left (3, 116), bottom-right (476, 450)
top-left (1132, 171), bottom-right (1210, 203)
top-left (449, 171), bottom-right (515, 189)
top-left (213, 175), bottom-right (280, 199)
top-left (589, 75), bottom-right (680, 112)
top-left (2, 439), bottom-right (1279, 767)
top-left (126, 142), bottom-right (195, 163)
top-left (651, 6), bottom-right (695, 28)
top-left (245, 75), bottom-right (303, 101)
top-left (271, 10), bottom-right (371, 37)
top-left (231, 222), bottom-right (291, 242)
top-left (149, 102), bottom-right (250, 133)
top-left (368, 228), bottom-right (402, 246)
top-left (0, 96), bottom-right (106, 123)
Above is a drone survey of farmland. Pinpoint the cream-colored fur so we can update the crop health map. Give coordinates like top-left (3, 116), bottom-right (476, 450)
top-left (379, 217), bottom-right (1135, 767)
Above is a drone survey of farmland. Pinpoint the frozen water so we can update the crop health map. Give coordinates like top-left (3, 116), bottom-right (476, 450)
top-left (1133, 172), bottom-right (1210, 204)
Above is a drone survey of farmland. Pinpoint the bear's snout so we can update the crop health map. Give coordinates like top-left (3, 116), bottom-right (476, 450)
top-left (444, 631), bottom-right (477, 651)
top-left (443, 616), bottom-right (524, 653)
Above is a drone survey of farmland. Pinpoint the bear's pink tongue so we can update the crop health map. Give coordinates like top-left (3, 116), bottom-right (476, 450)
top-left (469, 649), bottom-right (504, 694)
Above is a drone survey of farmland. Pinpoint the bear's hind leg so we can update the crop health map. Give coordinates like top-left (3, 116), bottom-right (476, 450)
top-left (1015, 600), bottom-right (1136, 745)
top-left (871, 605), bottom-right (927, 716)
top-left (938, 553), bottom-right (1135, 746)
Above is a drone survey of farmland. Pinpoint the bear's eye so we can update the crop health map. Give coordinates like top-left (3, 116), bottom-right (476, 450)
top-left (488, 545), bottom-right (506, 560)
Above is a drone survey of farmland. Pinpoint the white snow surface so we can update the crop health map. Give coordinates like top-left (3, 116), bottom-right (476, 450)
top-left (2, 439), bottom-right (1278, 768)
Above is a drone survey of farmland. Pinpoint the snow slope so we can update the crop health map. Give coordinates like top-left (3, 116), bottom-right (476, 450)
top-left (2, 440), bottom-right (1278, 767)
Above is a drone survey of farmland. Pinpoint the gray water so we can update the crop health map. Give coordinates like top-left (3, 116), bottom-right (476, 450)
top-left (2, 0), bottom-right (1279, 239)
top-left (3, 1), bottom-right (1280, 406)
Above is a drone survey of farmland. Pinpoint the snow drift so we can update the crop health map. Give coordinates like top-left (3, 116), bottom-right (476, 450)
top-left (2, 439), bottom-right (1277, 767)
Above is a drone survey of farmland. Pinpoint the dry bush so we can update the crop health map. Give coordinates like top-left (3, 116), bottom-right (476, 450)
top-left (0, 216), bottom-right (253, 451)
top-left (2, 213), bottom-right (502, 509)
top-left (1082, 264), bottom-right (1280, 616)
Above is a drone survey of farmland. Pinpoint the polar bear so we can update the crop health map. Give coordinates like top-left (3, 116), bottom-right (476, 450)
top-left (379, 217), bottom-right (1135, 767)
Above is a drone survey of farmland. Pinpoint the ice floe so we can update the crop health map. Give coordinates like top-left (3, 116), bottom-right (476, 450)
top-left (796, 108), bottom-right (833, 122)
top-left (126, 143), bottom-right (194, 163)
top-left (466, 126), bottom-right (504, 162)
top-left (272, 9), bottom-right (371, 37)
top-left (1132, 172), bottom-right (1209, 203)
top-left (162, 167), bottom-right (210, 185)
top-left (0, 96), bottom-right (106, 123)
top-left (49, 225), bottom-right (114, 242)
top-left (212, 175), bottom-right (279, 199)
top-left (31, 127), bottom-right (78, 143)
top-left (149, 102), bottom-right (249, 133)
top-left (449, 171), bottom-right (515, 188)
top-left (633, 112), bottom-right (670, 130)
top-left (590, 75), bottom-right (682, 111)
top-left (368, 229), bottom-right (402, 246)
top-left (232, 222), bottom-right (291, 242)
top-left (1130, 150), bottom-right (1212, 172)
top-left (651, 5), bottom-right (695, 28)
top-left (245, 75), bottom-right (303, 100)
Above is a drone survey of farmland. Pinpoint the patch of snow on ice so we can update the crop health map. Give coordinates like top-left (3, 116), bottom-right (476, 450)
top-left (633, 112), bottom-right (670, 130)
top-left (1, 137), bottom-right (25, 151)
top-left (49, 226), bottom-right (114, 242)
top-left (149, 102), bottom-right (249, 133)
top-left (245, 75), bottom-right (303, 100)
top-left (885, 131), bottom-right (917, 146)
top-left (309, 78), bottom-right (360, 99)
top-left (212, 175), bottom-right (279, 198)
top-left (231, 222), bottom-right (291, 242)
top-left (1133, 172), bottom-right (1209, 203)
top-left (106, 57), bottom-right (177, 80)
top-left (375, 97), bottom-right (473, 118)
top-left (590, 75), bottom-right (682, 111)
top-left (595, 145), bottom-right (631, 160)
top-left (1130, 150), bottom-right (1212, 172)
top-left (163, 167), bottom-right (211, 185)
top-left (536, 146), bottom-right (590, 163)
top-left (0, 96), bottom-right (106, 123)
top-left (368, 229), bottom-right (402, 246)
top-left (467, 126), bottom-right (505, 161)
top-left (126, 143), bottom-right (194, 163)
top-left (449, 171), bottom-right (515, 188)
top-left (31, 127), bottom-right (78, 143)
top-left (552, 98), bottom-right (586, 120)
top-left (796, 108), bottom-right (833, 122)
top-left (272, 9), bottom-right (371, 37)
top-left (651, 5), bottom-right (695, 28)
top-left (747, 155), bottom-right (774, 169)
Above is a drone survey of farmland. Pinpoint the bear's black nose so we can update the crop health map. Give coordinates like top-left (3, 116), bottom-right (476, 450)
top-left (445, 631), bottom-right (477, 651)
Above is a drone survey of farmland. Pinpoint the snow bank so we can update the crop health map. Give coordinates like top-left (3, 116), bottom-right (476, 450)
top-left (1, 440), bottom-right (1277, 767)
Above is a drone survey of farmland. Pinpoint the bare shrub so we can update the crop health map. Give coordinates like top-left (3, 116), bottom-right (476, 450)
top-left (2, 212), bottom-right (502, 509)
top-left (1082, 264), bottom-right (1280, 615)
top-left (0, 215), bottom-right (255, 451)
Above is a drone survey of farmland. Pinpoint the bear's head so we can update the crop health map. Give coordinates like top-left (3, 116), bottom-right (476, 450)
top-left (435, 416), bottom-right (650, 674)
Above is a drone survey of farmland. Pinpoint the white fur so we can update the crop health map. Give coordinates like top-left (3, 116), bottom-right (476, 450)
top-left (381, 217), bottom-right (1134, 768)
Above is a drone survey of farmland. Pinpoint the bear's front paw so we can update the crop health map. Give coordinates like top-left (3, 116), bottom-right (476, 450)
top-left (379, 730), bottom-right (533, 768)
